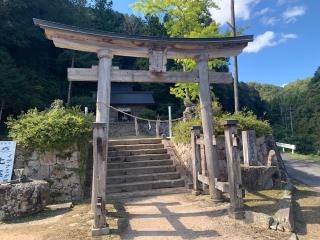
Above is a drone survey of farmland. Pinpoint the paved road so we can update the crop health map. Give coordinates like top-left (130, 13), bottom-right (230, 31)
top-left (282, 153), bottom-right (320, 191)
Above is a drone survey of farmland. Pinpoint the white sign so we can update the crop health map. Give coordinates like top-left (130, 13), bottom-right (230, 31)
top-left (0, 141), bottom-right (16, 183)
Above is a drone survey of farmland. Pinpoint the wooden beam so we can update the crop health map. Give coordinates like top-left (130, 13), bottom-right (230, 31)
top-left (197, 173), bottom-right (209, 185)
top-left (91, 50), bottom-right (112, 236)
top-left (191, 126), bottom-right (201, 194)
top-left (223, 119), bottom-right (244, 219)
top-left (68, 67), bottom-right (233, 84)
top-left (215, 179), bottom-right (229, 193)
top-left (197, 55), bottom-right (222, 202)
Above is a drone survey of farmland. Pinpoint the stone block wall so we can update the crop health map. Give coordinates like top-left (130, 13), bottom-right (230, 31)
top-left (14, 148), bottom-right (84, 203)
top-left (0, 180), bottom-right (49, 220)
top-left (109, 121), bottom-right (169, 138)
top-left (171, 134), bottom-right (284, 190)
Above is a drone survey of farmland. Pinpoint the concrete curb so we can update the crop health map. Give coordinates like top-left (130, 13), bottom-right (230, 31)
top-left (274, 179), bottom-right (294, 232)
top-left (244, 179), bottom-right (296, 234)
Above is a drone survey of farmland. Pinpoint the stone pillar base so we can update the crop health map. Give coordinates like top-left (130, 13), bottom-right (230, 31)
top-left (91, 226), bottom-right (110, 236)
top-left (228, 209), bottom-right (245, 220)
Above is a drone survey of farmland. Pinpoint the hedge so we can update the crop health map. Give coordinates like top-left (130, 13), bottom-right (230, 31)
top-left (172, 111), bottom-right (272, 144)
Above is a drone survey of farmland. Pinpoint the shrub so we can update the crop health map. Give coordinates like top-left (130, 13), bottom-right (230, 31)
top-left (214, 111), bottom-right (272, 136)
top-left (172, 111), bottom-right (272, 144)
top-left (172, 118), bottom-right (201, 144)
top-left (6, 100), bottom-right (94, 152)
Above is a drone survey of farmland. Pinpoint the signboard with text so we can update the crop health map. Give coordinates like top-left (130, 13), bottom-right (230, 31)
top-left (0, 141), bottom-right (16, 183)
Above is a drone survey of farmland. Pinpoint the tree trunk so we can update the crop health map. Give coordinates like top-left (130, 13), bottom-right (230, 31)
top-left (0, 98), bottom-right (4, 123)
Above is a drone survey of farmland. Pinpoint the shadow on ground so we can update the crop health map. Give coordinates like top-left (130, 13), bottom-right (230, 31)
top-left (2, 207), bottom-right (71, 224)
top-left (293, 183), bottom-right (320, 239)
top-left (122, 201), bottom-right (225, 239)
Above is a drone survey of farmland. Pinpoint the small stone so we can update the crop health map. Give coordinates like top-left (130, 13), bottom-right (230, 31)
top-left (270, 220), bottom-right (279, 230)
top-left (277, 223), bottom-right (285, 232)
top-left (69, 223), bottom-right (79, 227)
top-left (289, 233), bottom-right (298, 240)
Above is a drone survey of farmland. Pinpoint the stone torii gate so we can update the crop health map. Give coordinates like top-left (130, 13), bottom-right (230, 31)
top-left (33, 18), bottom-right (253, 236)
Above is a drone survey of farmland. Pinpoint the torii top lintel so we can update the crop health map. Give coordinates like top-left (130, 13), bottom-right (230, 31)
top-left (33, 18), bottom-right (253, 59)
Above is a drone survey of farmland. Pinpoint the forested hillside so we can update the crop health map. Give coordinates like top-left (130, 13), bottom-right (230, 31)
top-left (250, 68), bottom-right (320, 154)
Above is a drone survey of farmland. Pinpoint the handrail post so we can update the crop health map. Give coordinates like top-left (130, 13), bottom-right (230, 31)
top-left (156, 119), bottom-right (160, 138)
top-left (223, 119), bottom-right (244, 219)
top-left (168, 106), bottom-right (172, 138)
top-left (134, 117), bottom-right (139, 136)
top-left (191, 126), bottom-right (201, 194)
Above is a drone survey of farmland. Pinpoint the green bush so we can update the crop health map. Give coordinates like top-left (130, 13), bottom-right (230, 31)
top-left (172, 111), bottom-right (272, 144)
top-left (214, 111), bottom-right (272, 136)
top-left (172, 118), bottom-right (201, 144)
top-left (6, 100), bottom-right (94, 152)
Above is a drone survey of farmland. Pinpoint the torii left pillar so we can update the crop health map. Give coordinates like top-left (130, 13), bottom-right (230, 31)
top-left (91, 49), bottom-right (113, 236)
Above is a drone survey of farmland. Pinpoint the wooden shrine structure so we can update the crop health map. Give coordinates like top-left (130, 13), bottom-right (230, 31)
top-left (34, 18), bottom-right (253, 236)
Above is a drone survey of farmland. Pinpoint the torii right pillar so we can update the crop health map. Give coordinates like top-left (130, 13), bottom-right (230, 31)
top-left (196, 54), bottom-right (222, 202)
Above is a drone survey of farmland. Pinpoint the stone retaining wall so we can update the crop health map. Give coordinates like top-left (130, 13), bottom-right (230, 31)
top-left (171, 134), bottom-right (284, 190)
top-left (109, 121), bottom-right (169, 138)
top-left (0, 180), bottom-right (49, 220)
top-left (14, 148), bottom-right (84, 203)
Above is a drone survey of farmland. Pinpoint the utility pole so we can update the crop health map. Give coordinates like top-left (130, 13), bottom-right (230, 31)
top-left (230, 0), bottom-right (239, 113)
top-left (290, 104), bottom-right (293, 136)
top-left (67, 55), bottom-right (74, 107)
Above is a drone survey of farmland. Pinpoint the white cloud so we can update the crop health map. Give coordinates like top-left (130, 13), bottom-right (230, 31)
top-left (282, 33), bottom-right (297, 39)
top-left (281, 83), bottom-right (288, 88)
top-left (210, 0), bottom-right (260, 25)
top-left (261, 16), bottom-right (279, 26)
top-left (244, 31), bottom-right (297, 53)
top-left (283, 6), bottom-right (306, 23)
top-left (244, 31), bottom-right (276, 53)
top-left (277, 0), bottom-right (298, 6)
top-left (256, 8), bottom-right (270, 16)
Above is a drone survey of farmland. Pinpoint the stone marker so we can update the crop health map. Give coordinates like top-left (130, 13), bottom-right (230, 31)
top-left (242, 130), bottom-right (258, 166)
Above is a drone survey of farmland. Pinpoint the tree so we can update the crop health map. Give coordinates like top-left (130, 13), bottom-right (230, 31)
top-left (132, 0), bottom-right (227, 104)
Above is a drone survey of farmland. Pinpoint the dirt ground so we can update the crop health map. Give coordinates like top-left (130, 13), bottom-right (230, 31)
top-left (0, 192), bottom-right (291, 240)
top-left (0, 202), bottom-right (126, 240)
top-left (121, 193), bottom-right (289, 240)
top-left (293, 183), bottom-right (320, 240)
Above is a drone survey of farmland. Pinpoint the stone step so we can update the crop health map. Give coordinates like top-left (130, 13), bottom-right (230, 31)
top-left (108, 153), bottom-right (170, 162)
top-left (109, 138), bottom-right (162, 146)
top-left (108, 159), bottom-right (173, 169)
top-left (107, 178), bottom-right (185, 193)
top-left (107, 187), bottom-right (190, 200)
top-left (108, 165), bottom-right (176, 177)
top-left (108, 143), bottom-right (164, 151)
top-left (107, 172), bottom-right (181, 184)
top-left (108, 148), bottom-right (167, 157)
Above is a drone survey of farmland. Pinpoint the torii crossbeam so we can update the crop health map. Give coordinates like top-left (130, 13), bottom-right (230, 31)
top-left (33, 18), bottom-right (253, 236)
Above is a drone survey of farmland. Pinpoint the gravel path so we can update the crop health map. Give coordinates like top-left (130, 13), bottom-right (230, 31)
top-left (121, 192), bottom-right (288, 240)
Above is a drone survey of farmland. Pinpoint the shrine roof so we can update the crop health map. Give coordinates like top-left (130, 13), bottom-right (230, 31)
top-left (34, 18), bottom-right (253, 59)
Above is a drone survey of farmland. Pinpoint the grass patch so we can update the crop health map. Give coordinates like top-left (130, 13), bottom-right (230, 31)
top-left (244, 189), bottom-right (284, 215)
top-left (287, 153), bottom-right (320, 163)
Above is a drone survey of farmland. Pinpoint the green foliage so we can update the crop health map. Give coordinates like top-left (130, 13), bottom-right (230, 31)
top-left (249, 69), bottom-right (320, 154)
top-left (138, 108), bottom-right (157, 119)
top-left (132, 0), bottom-right (218, 37)
top-left (214, 111), bottom-right (272, 136)
top-left (172, 111), bottom-right (272, 144)
top-left (6, 100), bottom-right (94, 153)
top-left (132, 0), bottom-right (228, 104)
top-left (172, 118), bottom-right (201, 144)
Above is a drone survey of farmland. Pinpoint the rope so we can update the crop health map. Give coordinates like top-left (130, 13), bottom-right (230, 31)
top-left (96, 101), bottom-right (196, 123)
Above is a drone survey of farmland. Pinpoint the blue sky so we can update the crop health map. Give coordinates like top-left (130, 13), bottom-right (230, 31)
top-left (112, 0), bottom-right (319, 86)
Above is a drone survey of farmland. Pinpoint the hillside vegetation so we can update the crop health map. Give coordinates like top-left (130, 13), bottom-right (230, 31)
top-left (250, 68), bottom-right (320, 154)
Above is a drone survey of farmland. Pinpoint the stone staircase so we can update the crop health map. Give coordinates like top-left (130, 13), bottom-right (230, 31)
top-left (107, 138), bottom-right (185, 198)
